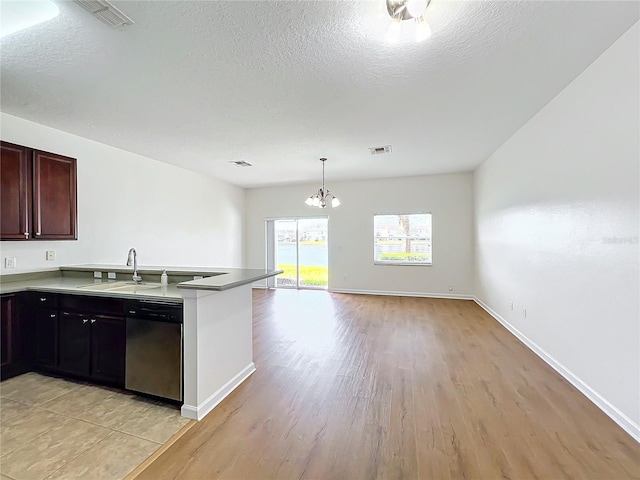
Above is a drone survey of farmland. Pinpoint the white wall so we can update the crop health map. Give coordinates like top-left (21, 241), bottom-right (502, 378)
top-left (246, 173), bottom-right (474, 297)
top-left (0, 113), bottom-right (245, 273)
top-left (474, 22), bottom-right (639, 435)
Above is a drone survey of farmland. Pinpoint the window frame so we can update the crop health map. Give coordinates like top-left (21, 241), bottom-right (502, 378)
top-left (373, 212), bottom-right (433, 266)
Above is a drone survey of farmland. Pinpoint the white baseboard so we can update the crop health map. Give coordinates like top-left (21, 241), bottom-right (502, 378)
top-left (330, 288), bottom-right (474, 301)
top-left (181, 362), bottom-right (256, 421)
top-left (473, 296), bottom-right (640, 443)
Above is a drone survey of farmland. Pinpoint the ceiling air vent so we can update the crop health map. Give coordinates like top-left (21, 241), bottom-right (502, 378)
top-left (229, 161), bottom-right (253, 167)
top-left (369, 145), bottom-right (392, 155)
top-left (73, 0), bottom-right (134, 28)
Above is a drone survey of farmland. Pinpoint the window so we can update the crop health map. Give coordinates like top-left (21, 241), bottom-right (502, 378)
top-left (374, 213), bottom-right (432, 265)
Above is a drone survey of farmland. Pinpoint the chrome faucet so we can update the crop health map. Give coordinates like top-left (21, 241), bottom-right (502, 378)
top-left (126, 248), bottom-right (142, 284)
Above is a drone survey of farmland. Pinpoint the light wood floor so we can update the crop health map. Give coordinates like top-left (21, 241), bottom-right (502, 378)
top-left (138, 290), bottom-right (639, 479)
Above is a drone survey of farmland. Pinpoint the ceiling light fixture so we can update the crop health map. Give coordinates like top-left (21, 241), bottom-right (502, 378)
top-left (0, 0), bottom-right (59, 38)
top-left (385, 0), bottom-right (432, 44)
top-left (305, 158), bottom-right (340, 209)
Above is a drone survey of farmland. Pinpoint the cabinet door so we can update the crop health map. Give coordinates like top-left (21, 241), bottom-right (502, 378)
top-left (34, 309), bottom-right (58, 369)
top-left (32, 151), bottom-right (77, 240)
top-left (1, 295), bottom-right (16, 373)
top-left (1, 294), bottom-right (30, 380)
top-left (1, 142), bottom-right (31, 240)
top-left (90, 316), bottom-right (125, 385)
top-left (58, 312), bottom-right (91, 377)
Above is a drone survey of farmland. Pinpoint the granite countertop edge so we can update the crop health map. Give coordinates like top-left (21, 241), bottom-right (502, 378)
top-left (177, 270), bottom-right (284, 291)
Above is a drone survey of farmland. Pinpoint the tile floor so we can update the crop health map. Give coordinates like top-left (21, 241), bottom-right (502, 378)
top-left (0, 373), bottom-right (191, 480)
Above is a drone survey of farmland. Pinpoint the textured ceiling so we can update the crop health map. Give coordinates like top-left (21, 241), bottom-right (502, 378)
top-left (1, 1), bottom-right (638, 188)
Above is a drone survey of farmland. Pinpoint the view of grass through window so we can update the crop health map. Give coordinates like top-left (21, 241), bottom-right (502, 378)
top-left (275, 218), bottom-right (328, 288)
top-left (374, 213), bottom-right (432, 265)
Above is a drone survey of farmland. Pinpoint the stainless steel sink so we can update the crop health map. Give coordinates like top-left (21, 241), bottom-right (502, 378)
top-left (78, 281), bottom-right (162, 292)
top-left (109, 283), bottom-right (163, 292)
top-left (77, 282), bottom-right (123, 291)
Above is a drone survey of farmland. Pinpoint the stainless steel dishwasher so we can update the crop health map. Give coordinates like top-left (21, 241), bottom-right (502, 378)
top-left (125, 300), bottom-right (183, 402)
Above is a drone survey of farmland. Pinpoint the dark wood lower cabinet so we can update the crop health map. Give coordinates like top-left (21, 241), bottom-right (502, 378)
top-left (1, 295), bottom-right (15, 368)
top-left (91, 316), bottom-right (125, 384)
top-left (6, 292), bottom-right (130, 389)
top-left (58, 312), bottom-right (91, 377)
top-left (34, 309), bottom-right (58, 369)
top-left (1, 294), bottom-right (29, 380)
top-left (57, 312), bottom-right (125, 385)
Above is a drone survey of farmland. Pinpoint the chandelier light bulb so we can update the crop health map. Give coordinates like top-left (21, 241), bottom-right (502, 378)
top-left (406, 0), bottom-right (427, 18)
top-left (0, 0), bottom-right (59, 38)
top-left (386, 18), bottom-right (402, 44)
top-left (415, 16), bottom-right (431, 42)
top-left (305, 197), bottom-right (314, 206)
top-left (331, 197), bottom-right (341, 208)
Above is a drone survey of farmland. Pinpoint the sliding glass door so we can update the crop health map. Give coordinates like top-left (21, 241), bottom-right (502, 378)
top-left (274, 219), bottom-right (298, 287)
top-left (267, 217), bottom-right (328, 289)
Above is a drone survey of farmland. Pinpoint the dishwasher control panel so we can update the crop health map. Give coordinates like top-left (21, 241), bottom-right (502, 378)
top-left (125, 300), bottom-right (182, 323)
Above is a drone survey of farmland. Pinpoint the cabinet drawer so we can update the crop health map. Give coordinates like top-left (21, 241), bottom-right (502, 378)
top-left (59, 294), bottom-right (125, 316)
top-left (29, 292), bottom-right (58, 309)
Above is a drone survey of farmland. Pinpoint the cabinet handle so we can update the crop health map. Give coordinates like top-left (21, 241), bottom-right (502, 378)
top-left (35, 232), bottom-right (41, 236)
top-left (40, 297), bottom-right (47, 302)
top-left (24, 232), bottom-right (29, 238)
top-left (50, 314), bottom-right (56, 318)
top-left (90, 319), bottom-right (96, 324)
top-left (82, 319), bottom-right (89, 324)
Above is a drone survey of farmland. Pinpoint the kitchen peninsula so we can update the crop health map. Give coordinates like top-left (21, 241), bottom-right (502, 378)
top-left (0, 264), bottom-right (281, 421)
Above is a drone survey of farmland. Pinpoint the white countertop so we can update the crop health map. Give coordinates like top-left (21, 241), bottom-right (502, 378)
top-left (0, 264), bottom-right (282, 300)
top-left (0, 276), bottom-right (184, 302)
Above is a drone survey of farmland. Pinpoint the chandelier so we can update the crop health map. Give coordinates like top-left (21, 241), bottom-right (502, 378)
top-left (386, 0), bottom-right (432, 43)
top-left (304, 158), bottom-right (340, 209)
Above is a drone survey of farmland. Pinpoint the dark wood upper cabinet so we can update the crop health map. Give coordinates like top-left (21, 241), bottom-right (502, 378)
top-left (0, 142), bottom-right (31, 240)
top-left (0, 142), bottom-right (77, 241)
top-left (33, 150), bottom-right (77, 240)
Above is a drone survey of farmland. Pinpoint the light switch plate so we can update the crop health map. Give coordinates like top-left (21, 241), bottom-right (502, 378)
top-left (93, 271), bottom-right (102, 279)
top-left (4, 257), bottom-right (16, 269)
top-left (46, 250), bottom-right (56, 261)
top-left (108, 272), bottom-right (116, 280)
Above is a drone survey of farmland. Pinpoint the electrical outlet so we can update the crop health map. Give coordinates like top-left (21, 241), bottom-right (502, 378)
top-left (46, 250), bottom-right (56, 261)
top-left (448, 285), bottom-right (453, 292)
top-left (93, 271), bottom-right (102, 279)
top-left (108, 272), bottom-right (116, 280)
top-left (4, 257), bottom-right (16, 269)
